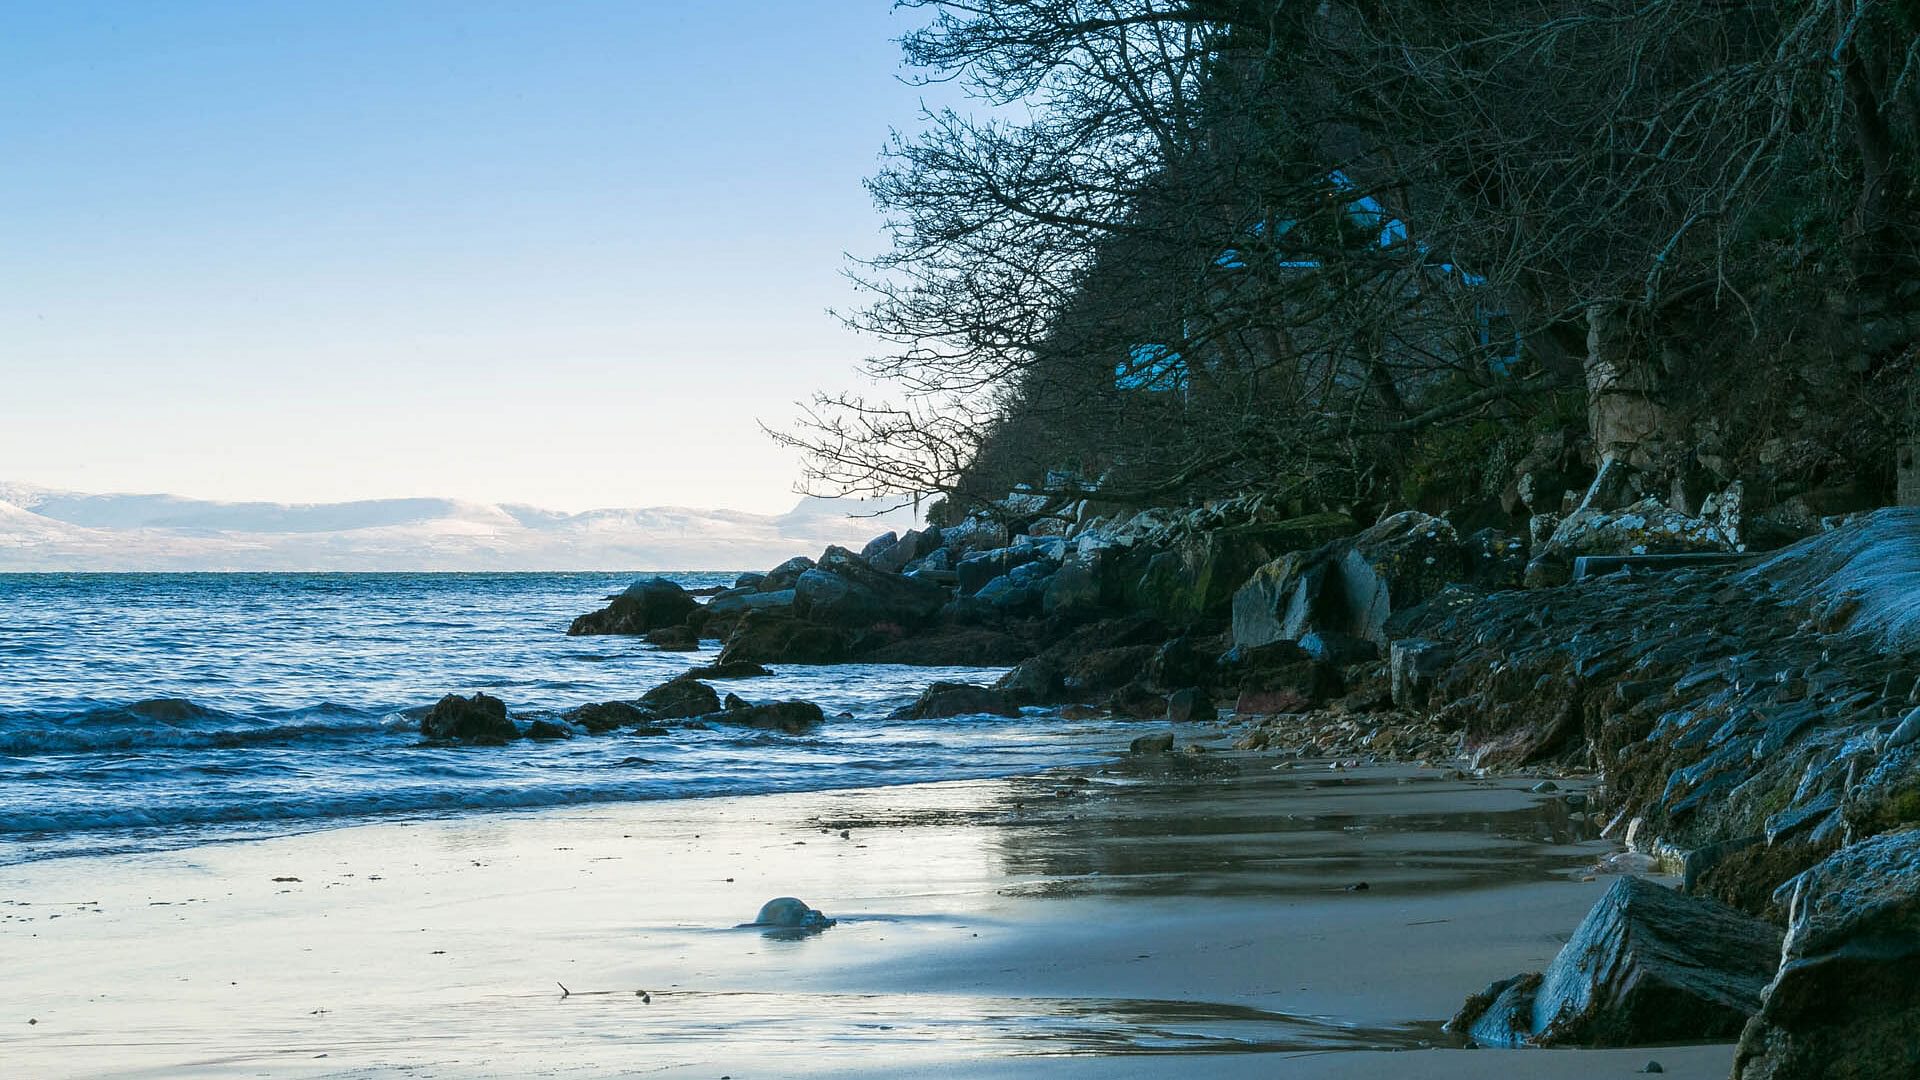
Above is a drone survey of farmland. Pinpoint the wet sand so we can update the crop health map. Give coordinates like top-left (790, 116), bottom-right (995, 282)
top-left (0, 754), bottom-right (1734, 1077)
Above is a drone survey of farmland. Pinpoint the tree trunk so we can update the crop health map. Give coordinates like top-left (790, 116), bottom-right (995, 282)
top-left (1584, 304), bottom-right (1668, 466)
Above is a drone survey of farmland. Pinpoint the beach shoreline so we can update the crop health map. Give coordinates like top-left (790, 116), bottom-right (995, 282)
top-left (0, 750), bottom-right (1734, 1078)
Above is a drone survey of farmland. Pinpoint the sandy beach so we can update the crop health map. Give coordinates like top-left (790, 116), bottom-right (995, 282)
top-left (0, 751), bottom-right (1734, 1078)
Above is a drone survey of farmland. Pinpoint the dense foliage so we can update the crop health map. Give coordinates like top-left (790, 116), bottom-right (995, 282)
top-left (780, 0), bottom-right (1920, 526)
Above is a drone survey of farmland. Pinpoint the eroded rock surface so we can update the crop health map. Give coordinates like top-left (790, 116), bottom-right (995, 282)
top-left (1733, 828), bottom-right (1920, 1079)
top-left (420, 692), bottom-right (516, 743)
top-left (567, 577), bottom-right (698, 636)
top-left (1451, 876), bottom-right (1780, 1048)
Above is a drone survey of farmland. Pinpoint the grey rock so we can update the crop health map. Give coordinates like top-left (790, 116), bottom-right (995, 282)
top-left (792, 546), bottom-right (948, 628)
top-left (1230, 511), bottom-right (1463, 649)
top-left (1166, 687), bottom-right (1217, 723)
top-left (1886, 705), bottom-right (1920, 750)
top-left (748, 896), bottom-right (835, 933)
top-left (1130, 732), bottom-right (1176, 754)
top-left (709, 700), bottom-right (825, 733)
top-left (956, 546), bottom-right (1041, 596)
top-left (889, 682), bottom-right (1021, 720)
top-left (645, 625), bottom-right (699, 651)
top-left (562, 700), bottom-right (655, 734)
top-left (1231, 551), bottom-right (1329, 650)
top-left (1452, 877), bottom-right (1781, 1047)
top-left (1733, 827), bottom-right (1920, 1079)
top-left (706, 587), bottom-right (798, 618)
top-left (870, 527), bottom-right (941, 574)
top-left (1297, 631), bottom-right (1377, 665)
top-left (940, 516), bottom-right (1009, 558)
top-left (638, 677), bottom-right (721, 720)
top-left (716, 610), bottom-right (853, 666)
top-left (859, 531), bottom-right (900, 561)
top-left (1043, 555), bottom-right (1103, 615)
top-left (567, 577), bottom-right (698, 636)
top-left (1390, 638), bottom-right (1448, 709)
top-left (759, 556), bottom-right (817, 592)
top-left (421, 693), bottom-right (517, 743)
top-left (522, 717), bottom-right (576, 740)
top-left (912, 546), bottom-right (953, 573)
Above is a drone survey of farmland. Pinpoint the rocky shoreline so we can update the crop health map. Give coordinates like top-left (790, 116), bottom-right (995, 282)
top-left (540, 476), bottom-right (1920, 1078)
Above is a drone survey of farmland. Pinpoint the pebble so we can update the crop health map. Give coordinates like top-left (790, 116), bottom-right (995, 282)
top-left (1640, 1062), bottom-right (1664, 1074)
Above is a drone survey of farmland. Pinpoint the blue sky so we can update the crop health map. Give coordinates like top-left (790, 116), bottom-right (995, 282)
top-left (0, 2), bottom-right (932, 513)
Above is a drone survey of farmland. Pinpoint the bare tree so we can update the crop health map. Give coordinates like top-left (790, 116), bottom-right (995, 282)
top-left (777, 0), bottom-right (1920, 519)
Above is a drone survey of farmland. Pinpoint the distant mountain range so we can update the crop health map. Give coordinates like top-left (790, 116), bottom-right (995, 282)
top-left (0, 482), bottom-right (920, 572)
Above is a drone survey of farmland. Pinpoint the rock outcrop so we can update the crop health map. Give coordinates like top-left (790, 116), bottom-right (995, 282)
top-left (638, 676), bottom-right (721, 719)
top-left (562, 700), bottom-right (655, 734)
top-left (717, 610), bottom-right (854, 665)
top-left (1230, 511), bottom-right (1465, 650)
top-left (420, 692), bottom-right (517, 743)
top-left (709, 700), bottom-right (825, 733)
top-left (1733, 828), bottom-right (1920, 1079)
top-left (889, 682), bottom-right (1022, 719)
top-left (1451, 876), bottom-right (1781, 1048)
top-left (567, 577), bottom-right (698, 636)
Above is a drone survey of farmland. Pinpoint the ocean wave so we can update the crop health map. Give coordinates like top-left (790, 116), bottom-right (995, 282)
top-left (0, 698), bottom-right (411, 754)
top-left (0, 772), bottom-right (874, 840)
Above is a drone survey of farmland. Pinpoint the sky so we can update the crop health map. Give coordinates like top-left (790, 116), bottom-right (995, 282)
top-left (0, 2), bottom-right (935, 514)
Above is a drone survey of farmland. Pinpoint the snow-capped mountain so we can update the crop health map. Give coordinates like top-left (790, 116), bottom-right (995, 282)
top-left (0, 482), bottom-right (920, 572)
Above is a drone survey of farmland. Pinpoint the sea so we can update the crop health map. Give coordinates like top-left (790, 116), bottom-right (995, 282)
top-left (0, 573), bottom-right (1145, 865)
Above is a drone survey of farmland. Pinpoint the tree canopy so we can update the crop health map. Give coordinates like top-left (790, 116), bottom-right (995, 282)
top-left (779, 0), bottom-right (1920, 523)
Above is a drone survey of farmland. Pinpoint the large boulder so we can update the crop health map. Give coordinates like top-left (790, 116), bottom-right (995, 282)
top-left (567, 577), bottom-right (699, 636)
top-left (939, 516), bottom-right (1009, 558)
top-left (869, 527), bottom-right (942, 574)
top-left (1218, 640), bottom-right (1333, 714)
top-left (1526, 492), bottom-right (1741, 587)
top-left (523, 717), bottom-right (577, 740)
top-left (1230, 511), bottom-right (1464, 649)
top-left (1133, 511), bottom-right (1358, 626)
top-left (995, 616), bottom-right (1168, 704)
top-left (421, 693), bottom-right (517, 743)
top-left (759, 555), bottom-right (817, 592)
top-left (562, 700), bottom-right (656, 734)
top-left (792, 546), bottom-right (949, 628)
top-left (718, 611), bottom-right (854, 665)
top-left (1451, 876), bottom-right (1781, 1048)
top-left (1166, 687), bottom-right (1217, 723)
top-left (638, 676), bottom-right (722, 719)
top-left (859, 530), bottom-right (900, 560)
top-left (859, 625), bottom-right (1038, 666)
top-left (889, 682), bottom-right (1021, 720)
top-left (705, 587), bottom-right (797, 618)
top-left (1231, 551), bottom-right (1330, 650)
top-left (956, 546), bottom-right (1042, 596)
top-left (645, 625), bottom-right (700, 651)
top-left (1733, 828), bottom-right (1920, 1079)
top-left (709, 700), bottom-right (825, 734)
top-left (1043, 554), bottom-right (1105, 615)
top-left (974, 559), bottom-right (1057, 613)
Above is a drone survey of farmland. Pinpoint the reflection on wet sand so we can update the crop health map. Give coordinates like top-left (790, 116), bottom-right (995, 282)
top-left (538, 988), bottom-right (1452, 1055)
top-left (812, 759), bottom-right (1605, 899)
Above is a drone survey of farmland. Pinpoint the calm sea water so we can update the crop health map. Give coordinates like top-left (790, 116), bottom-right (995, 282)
top-left (0, 573), bottom-right (1141, 864)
